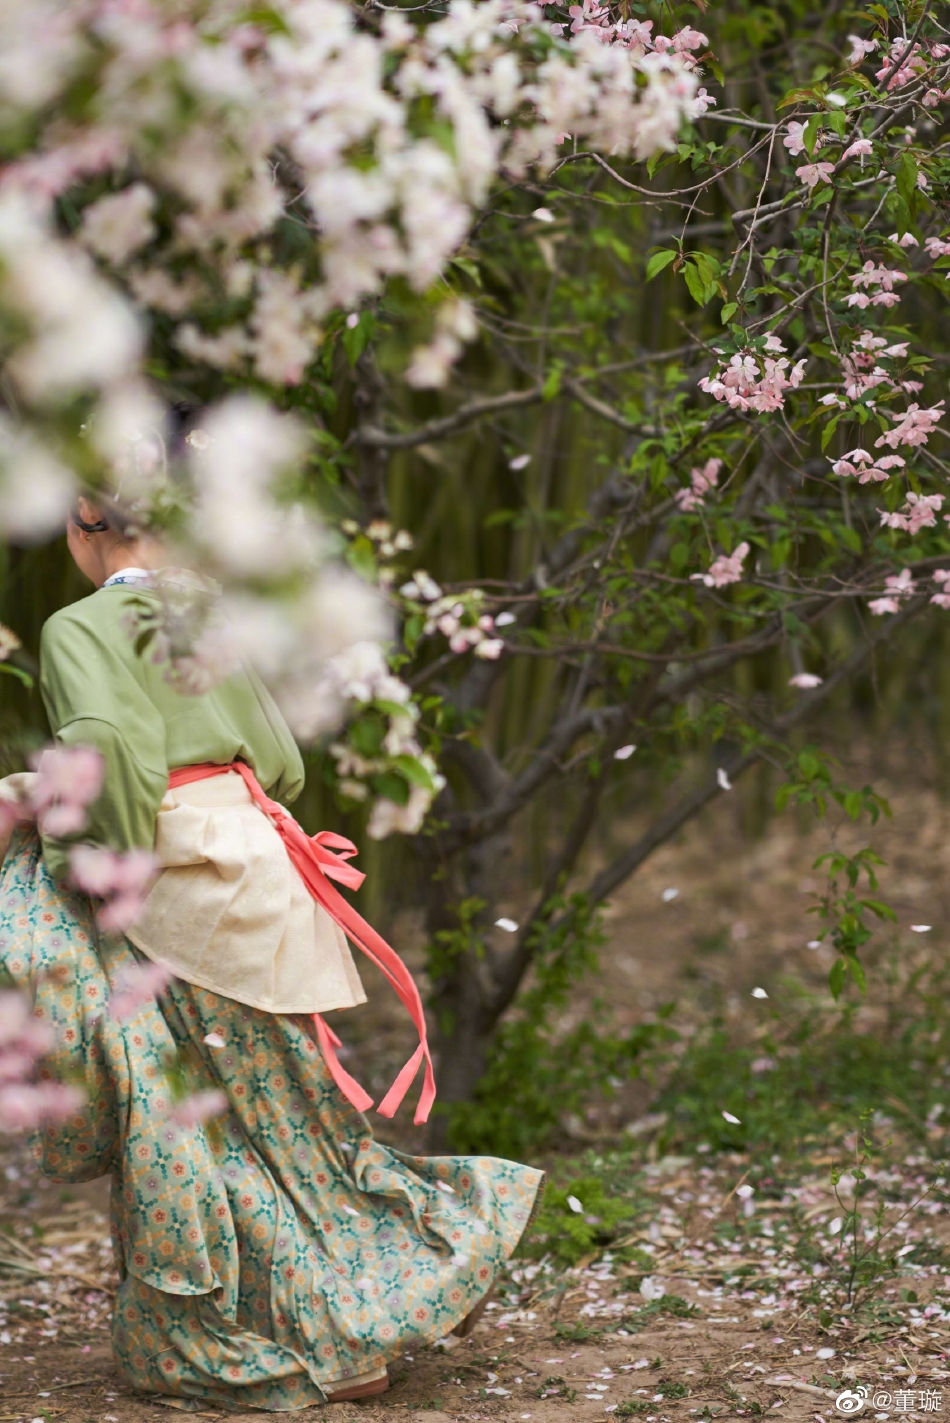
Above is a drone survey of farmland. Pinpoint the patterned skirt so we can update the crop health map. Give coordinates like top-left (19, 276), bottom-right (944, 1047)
top-left (0, 828), bottom-right (544, 1410)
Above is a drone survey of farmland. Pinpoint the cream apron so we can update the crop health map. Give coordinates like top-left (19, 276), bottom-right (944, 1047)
top-left (126, 771), bottom-right (366, 1014)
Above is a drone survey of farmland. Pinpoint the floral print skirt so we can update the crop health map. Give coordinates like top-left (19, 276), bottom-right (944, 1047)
top-left (0, 828), bottom-right (544, 1410)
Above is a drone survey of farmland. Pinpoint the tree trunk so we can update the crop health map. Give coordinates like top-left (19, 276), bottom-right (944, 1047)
top-left (421, 826), bottom-right (512, 1150)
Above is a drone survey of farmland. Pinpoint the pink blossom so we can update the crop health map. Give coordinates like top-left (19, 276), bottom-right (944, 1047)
top-left (0, 988), bottom-right (85, 1133)
top-left (29, 745), bottom-right (104, 838)
top-left (783, 123), bottom-right (808, 157)
top-left (106, 959), bottom-right (174, 1022)
top-left (675, 457), bottom-right (723, 511)
top-left (80, 184), bottom-right (156, 266)
top-left (692, 542), bottom-right (750, 589)
top-left (875, 401), bottom-right (945, 450)
top-left (2, 130), bottom-right (126, 202)
top-left (699, 353), bottom-right (807, 414)
top-left (842, 138), bottom-right (873, 159)
top-left (671, 27), bottom-right (708, 52)
top-left (925, 236), bottom-right (950, 258)
top-left (876, 40), bottom-right (928, 90)
top-left (616, 18), bottom-right (653, 52)
top-left (71, 844), bottom-right (158, 933)
top-left (847, 34), bottom-right (879, 65)
top-left (796, 162), bottom-right (834, 189)
top-left (878, 493), bottom-right (944, 535)
top-left (831, 448), bottom-right (872, 474)
top-left (870, 291), bottom-right (901, 308)
top-left (845, 292), bottom-right (870, 310)
top-left (887, 231), bottom-right (919, 248)
top-left (0, 992), bottom-right (52, 1079)
top-left (568, 0), bottom-right (609, 34)
top-left (474, 638), bottom-right (504, 660)
top-left (690, 88), bottom-right (716, 117)
top-left (830, 449), bottom-right (905, 483)
top-left (931, 570), bottom-right (950, 609)
top-left (789, 673), bottom-right (823, 689)
top-left (840, 357), bottom-right (890, 401)
top-left (0, 1080), bottom-right (84, 1133)
top-left (869, 569), bottom-right (915, 615)
top-left (850, 261), bottom-right (907, 292)
top-left (169, 1088), bottom-right (229, 1127)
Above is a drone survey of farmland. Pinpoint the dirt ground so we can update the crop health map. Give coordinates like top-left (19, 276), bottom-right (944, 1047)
top-left (0, 1139), bottom-right (948, 1423)
top-left (2, 745), bottom-right (950, 1420)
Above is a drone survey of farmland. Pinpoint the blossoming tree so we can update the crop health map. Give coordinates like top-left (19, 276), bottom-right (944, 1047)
top-left (329, 0), bottom-right (950, 1147)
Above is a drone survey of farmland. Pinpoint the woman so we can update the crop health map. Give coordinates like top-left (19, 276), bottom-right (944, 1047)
top-left (0, 496), bottom-right (543, 1409)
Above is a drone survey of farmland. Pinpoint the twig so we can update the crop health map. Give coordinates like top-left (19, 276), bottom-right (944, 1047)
top-left (765, 1378), bottom-right (839, 1400)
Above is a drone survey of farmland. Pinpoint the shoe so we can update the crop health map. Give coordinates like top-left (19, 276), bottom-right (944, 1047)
top-left (324, 1368), bottom-right (390, 1400)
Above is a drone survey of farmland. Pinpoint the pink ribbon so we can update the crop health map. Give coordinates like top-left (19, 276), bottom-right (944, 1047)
top-left (168, 762), bottom-right (436, 1124)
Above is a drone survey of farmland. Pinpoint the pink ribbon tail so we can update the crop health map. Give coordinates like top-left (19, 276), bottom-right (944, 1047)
top-left (313, 1014), bottom-right (374, 1114)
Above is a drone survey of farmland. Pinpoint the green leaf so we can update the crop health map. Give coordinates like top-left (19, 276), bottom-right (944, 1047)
top-left (374, 698), bottom-right (415, 719)
top-left (843, 789), bottom-right (864, 820)
top-left (771, 538), bottom-right (791, 569)
top-left (690, 251), bottom-right (720, 285)
top-left (345, 537), bottom-right (377, 582)
top-left (798, 751), bottom-right (820, 779)
top-left (542, 364), bottom-right (563, 401)
top-left (861, 898), bottom-right (896, 921)
top-left (449, 255), bottom-right (483, 287)
top-left (828, 958), bottom-right (846, 1000)
top-left (0, 662), bottom-right (33, 689)
top-left (683, 260), bottom-right (709, 307)
top-left (342, 315), bottom-right (372, 366)
top-left (350, 714), bottom-right (385, 757)
top-left (720, 301), bottom-right (738, 324)
top-left (369, 771), bottom-right (410, 806)
top-left (392, 754), bottom-right (436, 791)
top-left (646, 249), bottom-right (677, 281)
top-left (821, 414), bottom-right (841, 451)
top-left (896, 152), bottom-right (919, 210)
top-left (803, 115), bottom-right (822, 157)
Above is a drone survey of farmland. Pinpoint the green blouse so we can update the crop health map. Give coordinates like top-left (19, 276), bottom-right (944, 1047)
top-left (39, 583), bottom-right (305, 880)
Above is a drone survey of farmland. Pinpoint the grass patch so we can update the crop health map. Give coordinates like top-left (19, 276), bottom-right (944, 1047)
top-left (652, 953), bottom-right (950, 1159)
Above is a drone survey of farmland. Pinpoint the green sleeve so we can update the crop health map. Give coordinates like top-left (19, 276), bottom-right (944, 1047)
top-left (39, 615), bottom-right (169, 880)
top-left (245, 664), bottom-right (305, 806)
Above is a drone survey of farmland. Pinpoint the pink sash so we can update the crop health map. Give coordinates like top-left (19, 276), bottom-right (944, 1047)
top-left (167, 762), bottom-right (436, 1125)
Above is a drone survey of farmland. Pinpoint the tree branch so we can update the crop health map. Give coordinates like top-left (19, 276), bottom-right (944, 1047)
top-left (355, 385), bottom-right (545, 449)
top-left (581, 596), bottom-right (924, 909)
